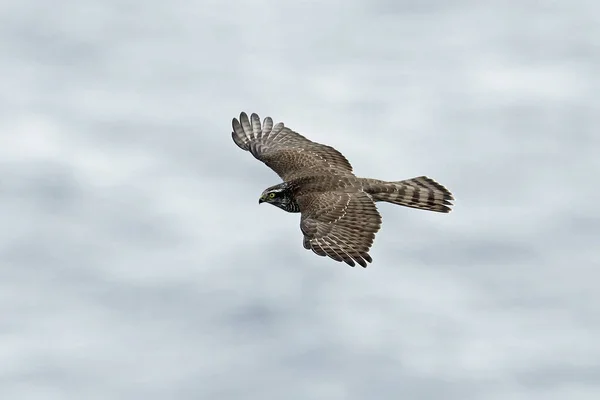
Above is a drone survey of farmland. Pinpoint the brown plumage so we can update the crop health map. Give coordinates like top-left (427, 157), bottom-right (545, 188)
top-left (232, 112), bottom-right (454, 267)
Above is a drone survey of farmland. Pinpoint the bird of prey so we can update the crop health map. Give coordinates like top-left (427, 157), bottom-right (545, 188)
top-left (232, 112), bottom-right (453, 268)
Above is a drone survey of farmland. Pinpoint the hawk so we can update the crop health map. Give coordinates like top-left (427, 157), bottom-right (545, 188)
top-left (232, 112), bottom-right (453, 268)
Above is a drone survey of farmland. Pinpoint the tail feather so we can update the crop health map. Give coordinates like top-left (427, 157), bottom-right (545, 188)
top-left (366, 176), bottom-right (454, 213)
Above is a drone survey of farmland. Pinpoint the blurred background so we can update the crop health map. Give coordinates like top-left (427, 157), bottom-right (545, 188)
top-left (1, 0), bottom-right (598, 399)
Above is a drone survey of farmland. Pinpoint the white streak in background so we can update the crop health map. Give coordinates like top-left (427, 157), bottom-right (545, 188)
top-left (0, 0), bottom-right (599, 399)
top-left (472, 63), bottom-right (586, 100)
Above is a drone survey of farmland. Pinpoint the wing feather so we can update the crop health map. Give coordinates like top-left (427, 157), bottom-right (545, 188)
top-left (231, 112), bottom-right (354, 181)
top-left (298, 191), bottom-right (381, 268)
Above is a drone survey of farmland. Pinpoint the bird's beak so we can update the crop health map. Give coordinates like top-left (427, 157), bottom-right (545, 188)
top-left (258, 196), bottom-right (264, 204)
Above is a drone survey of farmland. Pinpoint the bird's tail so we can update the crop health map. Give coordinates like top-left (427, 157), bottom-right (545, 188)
top-left (363, 176), bottom-right (454, 213)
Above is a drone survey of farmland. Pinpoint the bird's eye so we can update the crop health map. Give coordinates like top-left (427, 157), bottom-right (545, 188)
top-left (269, 193), bottom-right (276, 198)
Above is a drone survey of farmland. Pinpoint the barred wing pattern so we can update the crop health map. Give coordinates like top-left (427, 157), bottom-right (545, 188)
top-left (232, 112), bottom-right (354, 181)
top-left (298, 191), bottom-right (382, 267)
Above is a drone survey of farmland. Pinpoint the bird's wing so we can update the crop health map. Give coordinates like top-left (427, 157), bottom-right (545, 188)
top-left (298, 190), bottom-right (382, 268)
top-left (231, 112), bottom-right (354, 181)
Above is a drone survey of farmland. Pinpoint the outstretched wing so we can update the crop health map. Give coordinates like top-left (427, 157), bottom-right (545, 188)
top-left (298, 190), bottom-right (382, 268)
top-left (231, 112), bottom-right (354, 181)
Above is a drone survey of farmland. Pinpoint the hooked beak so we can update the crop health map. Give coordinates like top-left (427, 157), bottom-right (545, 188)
top-left (258, 196), bottom-right (264, 204)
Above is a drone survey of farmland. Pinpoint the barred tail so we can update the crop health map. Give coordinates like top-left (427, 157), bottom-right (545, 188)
top-left (366, 176), bottom-right (454, 213)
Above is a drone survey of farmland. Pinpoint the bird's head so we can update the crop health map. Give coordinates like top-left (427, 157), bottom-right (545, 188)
top-left (258, 184), bottom-right (299, 212)
top-left (259, 187), bottom-right (285, 205)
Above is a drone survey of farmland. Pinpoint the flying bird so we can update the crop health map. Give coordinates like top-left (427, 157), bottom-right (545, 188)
top-left (231, 112), bottom-right (454, 268)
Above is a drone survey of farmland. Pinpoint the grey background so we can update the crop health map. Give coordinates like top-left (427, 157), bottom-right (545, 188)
top-left (1, 0), bottom-right (599, 399)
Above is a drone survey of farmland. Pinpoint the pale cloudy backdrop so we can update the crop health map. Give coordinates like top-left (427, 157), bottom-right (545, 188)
top-left (1, 0), bottom-right (599, 399)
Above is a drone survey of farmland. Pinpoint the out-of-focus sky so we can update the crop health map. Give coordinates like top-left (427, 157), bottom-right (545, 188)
top-left (1, 1), bottom-right (599, 399)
